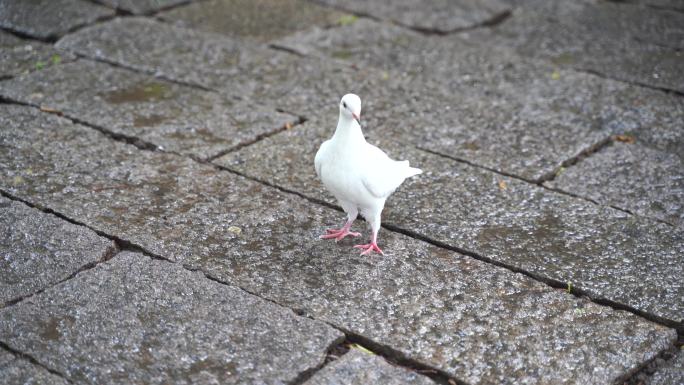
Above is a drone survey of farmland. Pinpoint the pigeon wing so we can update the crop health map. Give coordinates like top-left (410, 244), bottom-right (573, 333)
top-left (314, 139), bottom-right (332, 179)
top-left (360, 143), bottom-right (420, 199)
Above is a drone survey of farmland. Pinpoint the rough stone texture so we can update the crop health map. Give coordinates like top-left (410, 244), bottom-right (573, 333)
top-left (56, 17), bottom-right (396, 119)
top-left (548, 142), bottom-right (684, 227)
top-left (0, 196), bottom-right (116, 306)
top-left (0, 0), bottom-right (114, 40)
top-left (303, 349), bottom-right (435, 385)
top-left (467, 0), bottom-right (684, 93)
top-left (646, 350), bottom-right (684, 385)
top-left (0, 252), bottom-right (343, 384)
top-left (158, 0), bottom-right (349, 43)
top-left (274, 17), bottom-right (684, 181)
top-left (0, 60), bottom-right (296, 160)
top-left (216, 119), bottom-right (684, 325)
top-left (0, 31), bottom-right (75, 79)
top-left (0, 104), bottom-right (677, 384)
top-left (312, 0), bottom-right (511, 32)
top-left (95, 0), bottom-right (190, 14)
top-left (0, 349), bottom-right (70, 385)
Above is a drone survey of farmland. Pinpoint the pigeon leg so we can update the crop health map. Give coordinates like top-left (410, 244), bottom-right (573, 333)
top-left (321, 203), bottom-right (360, 241)
top-left (320, 220), bottom-right (361, 241)
top-left (354, 229), bottom-right (384, 256)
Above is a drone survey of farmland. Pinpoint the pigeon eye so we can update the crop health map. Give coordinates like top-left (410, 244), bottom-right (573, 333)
top-left (342, 102), bottom-right (347, 108)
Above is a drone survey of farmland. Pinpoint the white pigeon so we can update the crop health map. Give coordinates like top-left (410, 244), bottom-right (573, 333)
top-left (314, 94), bottom-right (422, 255)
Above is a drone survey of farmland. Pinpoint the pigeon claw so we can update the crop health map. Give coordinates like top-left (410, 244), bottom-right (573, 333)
top-left (320, 228), bottom-right (362, 242)
top-left (353, 242), bottom-right (384, 256)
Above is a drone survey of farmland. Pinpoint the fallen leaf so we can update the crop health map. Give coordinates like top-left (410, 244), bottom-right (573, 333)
top-left (614, 134), bottom-right (636, 144)
top-left (228, 226), bottom-right (242, 235)
top-left (34, 61), bottom-right (46, 70)
top-left (338, 14), bottom-right (358, 26)
top-left (284, 122), bottom-right (293, 130)
top-left (349, 343), bottom-right (374, 355)
top-left (40, 106), bottom-right (62, 115)
top-left (551, 69), bottom-right (561, 80)
top-left (498, 180), bottom-right (507, 190)
top-left (51, 54), bottom-right (61, 65)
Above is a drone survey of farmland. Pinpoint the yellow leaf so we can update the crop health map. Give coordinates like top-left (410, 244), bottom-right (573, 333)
top-left (227, 226), bottom-right (242, 235)
top-left (349, 344), bottom-right (374, 355)
top-left (498, 180), bottom-right (507, 190)
top-left (614, 134), bottom-right (636, 144)
top-left (551, 70), bottom-right (560, 80)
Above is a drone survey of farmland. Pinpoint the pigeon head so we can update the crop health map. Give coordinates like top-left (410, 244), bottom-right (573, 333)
top-left (340, 94), bottom-right (361, 126)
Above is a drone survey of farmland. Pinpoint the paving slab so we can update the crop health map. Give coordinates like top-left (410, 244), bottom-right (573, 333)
top-left (0, 60), bottom-right (296, 160)
top-left (303, 348), bottom-right (435, 385)
top-left (95, 0), bottom-right (190, 14)
top-left (158, 0), bottom-right (349, 43)
top-left (56, 17), bottom-right (396, 119)
top-left (0, 251), bottom-right (343, 384)
top-left (466, 0), bottom-right (684, 93)
top-left (547, 142), bottom-right (684, 228)
top-left (0, 196), bottom-right (116, 307)
top-left (274, 17), bottom-right (684, 181)
top-left (0, 0), bottom-right (114, 40)
top-left (0, 104), bottom-right (677, 384)
top-left (0, 31), bottom-right (75, 79)
top-left (0, 349), bottom-right (69, 385)
top-left (311, 0), bottom-right (511, 32)
top-left (647, 350), bottom-right (684, 385)
top-left (216, 119), bottom-right (684, 325)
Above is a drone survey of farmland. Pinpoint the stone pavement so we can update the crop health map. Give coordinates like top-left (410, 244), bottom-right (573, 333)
top-left (0, 0), bottom-right (682, 384)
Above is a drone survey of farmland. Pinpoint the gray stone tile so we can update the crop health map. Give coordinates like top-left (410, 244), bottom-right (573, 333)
top-left (0, 104), bottom-right (677, 384)
top-left (0, 60), bottom-right (296, 160)
top-left (0, 349), bottom-right (69, 385)
top-left (303, 348), bottom-right (435, 385)
top-left (548, 142), bottom-right (684, 227)
top-left (0, 251), bottom-right (343, 384)
top-left (56, 17), bottom-right (396, 119)
top-left (647, 350), bottom-right (684, 385)
top-left (468, 0), bottom-right (684, 93)
top-left (158, 0), bottom-right (349, 43)
top-left (0, 31), bottom-right (75, 79)
top-left (0, 196), bottom-right (116, 306)
top-left (0, 0), bottom-right (114, 40)
top-left (96, 0), bottom-right (190, 14)
top-left (215, 120), bottom-right (684, 325)
top-left (311, 0), bottom-right (511, 32)
top-left (274, 17), bottom-right (684, 181)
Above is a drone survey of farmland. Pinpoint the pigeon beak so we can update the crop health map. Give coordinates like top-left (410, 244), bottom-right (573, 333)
top-left (352, 113), bottom-right (361, 125)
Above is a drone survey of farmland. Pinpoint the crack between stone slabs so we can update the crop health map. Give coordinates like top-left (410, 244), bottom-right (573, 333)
top-left (85, 0), bottom-right (208, 17)
top-left (603, 0), bottom-right (684, 15)
top-left (204, 115), bottom-right (308, 162)
top-left (1, 10), bottom-right (124, 44)
top-left (619, 343), bottom-right (683, 385)
top-left (5, 94), bottom-right (680, 331)
top-left (306, 0), bottom-right (511, 36)
top-left (70, 53), bottom-right (216, 92)
top-left (574, 67), bottom-right (684, 98)
top-left (0, 342), bottom-right (75, 384)
top-left (0, 232), bottom-right (120, 309)
top-left (206, 269), bottom-right (461, 385)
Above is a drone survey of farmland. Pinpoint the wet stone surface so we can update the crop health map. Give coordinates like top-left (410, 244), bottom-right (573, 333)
top-left (274, 17), bottom-right (684, 181)
top-left (0, 252), bottom-right (343, 384)
top-left (311, 0), bottom-right (511, 32)
top-left (467, 0), bottom-right (684, 93)
top-left (0, 196), bottom-right (116, 307)
top-left (216, 120), bottom-right (684, 325)
top-left (0, 60), bottom-right (296, 160)
top-left (0, 31), bottom-right (75, 79)
top-left (646, 350), bottom-right (684, 385)
top-left (548, 142), bottom-right (684, 228)
top-left (303, 348), bottom-right (435, 385)
top-left (56, 17), bottom-right (398, 119)
top-left (96, 0), bottom-right (190, 14)
top-left (0, 0), bottom-right (114, 40)
top-left (158, 0), bottom-right (348, 43)
top-left (0, 104), bottom-right (677, 384)
top-left (0, 349), bottom-right (69, 385)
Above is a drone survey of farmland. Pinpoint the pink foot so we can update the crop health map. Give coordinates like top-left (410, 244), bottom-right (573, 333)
top-left (353, 242), bottom-right (384, 256)
top-left (320, 228), bottom-right (361, 242)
